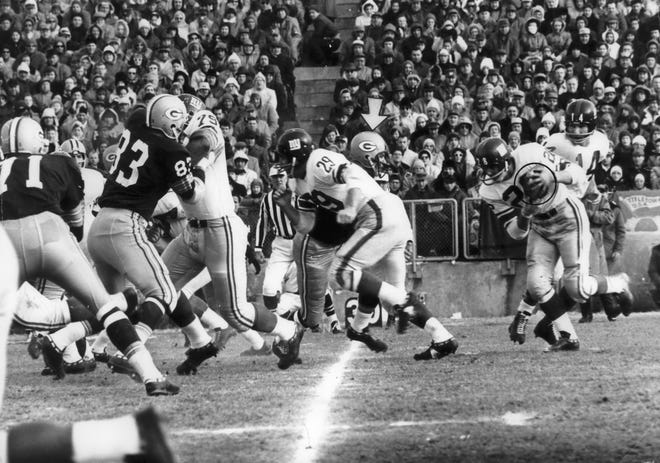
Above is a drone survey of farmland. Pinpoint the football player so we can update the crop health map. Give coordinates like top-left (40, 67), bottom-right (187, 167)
top-left (0, 224), bottom-right (176, 463)
top-left (475, 138), bottom-right (633, 351)
top-left (160, 109), bottom-right (304, 371)
top-left (0, 116), bottom-right (174, 395)
top-left (508, 99), bottom-right (628, 344)
top-left (275, 129), bottom-right (458, 360)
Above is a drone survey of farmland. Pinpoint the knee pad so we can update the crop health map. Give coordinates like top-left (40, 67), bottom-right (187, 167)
top-left (263, 294), bottom-right (280, 311)
top-left (358, 292), bottom-right (379, 311)
top-left (169, 294), bottom-right (196, 328)
top-left (136, 298), bottom-right (166, 330)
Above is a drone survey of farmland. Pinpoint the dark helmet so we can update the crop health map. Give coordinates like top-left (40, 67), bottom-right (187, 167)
top-left (474, 137), bottom-right (512, 184)
top-left (178, 93), bottom-right (206, 116)
top-left (276, 128), bottom-right (314, 169)
top-left (565, 98), bottom-right (597, 144)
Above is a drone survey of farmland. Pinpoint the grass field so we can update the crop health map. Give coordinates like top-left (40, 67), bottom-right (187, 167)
top-left (4, 311), bottom-right (660, 463)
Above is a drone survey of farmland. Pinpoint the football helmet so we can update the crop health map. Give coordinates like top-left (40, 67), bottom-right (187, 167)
top-left (474, 137), bottom-right (513, 185)
top-left (564, 98), bottom-right (596, 145)
top-left (276, 128), bottom-right (314, 172)
top-left (145, 94), bottom-right (187, 140)
top-left (349, 131), bottom-right (388, 177)
top-left (182, 110), bottom-right (223, 158)
top-left (59, 138), bottom-right (87, 168)
top-left (0, 117), bottom-right (48, 155)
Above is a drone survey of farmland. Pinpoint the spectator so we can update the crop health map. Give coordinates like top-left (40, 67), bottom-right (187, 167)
top-left (232, 147), bottom-right (259, 193)
top-left (303, 6), bottom-right (339, 66)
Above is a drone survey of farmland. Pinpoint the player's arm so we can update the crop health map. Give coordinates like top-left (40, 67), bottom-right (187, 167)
top-left (337, 164), bottom-right (368, 224)
top-left (170, 143), bottom-right (206, 203)
top-left (487, 197), bottom-right (529, 240)
top-left (273, 189), bottom-right (315, 234)
top-left (60, 157), bottom-right (85, 241)
top-left (254, 197), bottom-right (269, 255)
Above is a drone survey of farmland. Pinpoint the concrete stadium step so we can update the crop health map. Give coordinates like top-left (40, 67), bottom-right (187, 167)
top-left (296, 79), bottom-right (338, 94)
top-left (296, 106), bottom-right (331, 121)
top-left (294, 66), bottom-right (341, 81)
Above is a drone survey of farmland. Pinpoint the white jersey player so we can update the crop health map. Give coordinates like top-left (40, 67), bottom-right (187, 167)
top-left (160, 109), bottom-right (304, 371)
top-left (544, 99), bottom-right (609, 198)
top-left (475, 138), bottom-right (633, 351)
top-left (275, 128), bottom-right (458, 360)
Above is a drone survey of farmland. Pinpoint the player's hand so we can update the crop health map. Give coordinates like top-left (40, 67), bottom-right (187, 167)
top-left (145, 222), bottom-right (163, 243)
top-left (272, 186), bottom-right (292, 207)
top-left (611, 251), bottom-right (621, 263)
top-left (255, 249), bottom-right (266, 263)
top-left (404, 240), bottom-right (414, 262)
top-left (337, 207), bottom-right (357, 224)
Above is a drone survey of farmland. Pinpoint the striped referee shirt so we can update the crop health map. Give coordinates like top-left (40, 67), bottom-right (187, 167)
top-left (255, 191), bottom-right (295, 249)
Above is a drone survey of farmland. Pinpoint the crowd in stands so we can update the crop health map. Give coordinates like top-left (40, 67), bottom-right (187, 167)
top-left (319, 0), bottom-right (660, 201)
top-left (3, 0), bottom-right (660, 245)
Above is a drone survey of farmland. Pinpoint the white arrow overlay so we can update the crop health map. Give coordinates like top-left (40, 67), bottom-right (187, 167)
top-left (361, 97), bottom-right (388, 131)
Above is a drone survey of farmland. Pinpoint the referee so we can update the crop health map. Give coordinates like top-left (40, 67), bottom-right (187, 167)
top-left (255, 165), bottom-right (296, 311)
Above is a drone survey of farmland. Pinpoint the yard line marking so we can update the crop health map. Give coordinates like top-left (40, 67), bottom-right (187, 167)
top-left (293, 341), bottom-right (359, 463)
top-left (172, 412), bottom-right (540, 437)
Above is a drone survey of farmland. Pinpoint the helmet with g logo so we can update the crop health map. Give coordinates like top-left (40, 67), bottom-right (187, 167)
top-left (349, 131), bottom-right (388, 176)
top-left (145, 94), bottom-right (187, 140)
top-left (0, 117), bottom-right (49, 155)
top-left (59, 138), bottom-right (87, 167)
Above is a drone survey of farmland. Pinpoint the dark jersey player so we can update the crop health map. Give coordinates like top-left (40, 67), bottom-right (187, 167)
top-left (0, 116), bottom-right (175, 396)
top-left (83, 94), bottom-right (218, 381)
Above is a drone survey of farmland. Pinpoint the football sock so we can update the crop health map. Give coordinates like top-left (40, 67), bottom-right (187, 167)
top-left (269, 316), bottom-right (296, 341)
top-left (181, 318), bottom-right (212, 349)
top-left (200, 308), bottom-right (229, 330)
top-left (241, 329), bottom-right (265, 350)
top-left (127, 346), bottom-right (164, 383)
top-left (377, 281), bottom-right (408, 307)
top-left (425, 318), bottom-right (453, 343)
top-left (71, 414), bottom-right (140, 461)
top-left (134, 322), bottom-right (152, 343)
top-left (49, 322), bottom-right (89, 352)
top-left (351, 308), bottom-right (373, 332)
top-left (7, 423), bottom-right (73, 463)
top-left (603, 275), bottom-right (626, 294)
top-left (90, 330), bottom-right (110, 355)
top-left (516, 297), bottom-right (535, 317)
top-left (553, 313), bottom-right (578, 339)
top-left (62, 343), bottom-right (83, 364)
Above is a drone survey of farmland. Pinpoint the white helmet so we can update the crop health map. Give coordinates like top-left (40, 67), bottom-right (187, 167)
top-left (59, 138), bottom-right (87, 167)
top-left (183, 109), bottom-right (223, 154)
top-left (0, 117), bottom-right (48, 155)
top-left (145, 94), bottom-right (187, 140)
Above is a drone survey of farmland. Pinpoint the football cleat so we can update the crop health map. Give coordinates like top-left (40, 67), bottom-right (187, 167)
top-left (544, 333), bottom-right (580, 353)
top-left (124, 406), bottom-right (176, 463)
top-left (615, 273), bottom-right (634, 316)
top-left (213, 328), bottom-right (237, 351)
top-left (330, 320), bottom-right (343, 334)
top-left (41, 336), bottom-right (65, 380)
top-left (310, 324), bottom-right (322, 333)
top-left (92, 348), bottom-right (111, 363)
top-left (27, 332), bottom-right (43, 359)
top-left (508, 312), bottom-right (529, 344)
top-left (272, 322), bottom-right (304, 370)
top-left (108, 355), bottom-right (141, 383)
top-left (239, 343), bottom-right (272, 357)
top-left (176, 341), bottom-right (219, 375)
top-left (346, 326), bottom-right (388, 353)
top-left (145, 379), bottom-right (180, 397)
top-left (414, 338), bottom-right (459, 361)
top-left (533, 316), bottom-right (558, 345)
top-left (578, 314), bottom-right (593, 323)
top-left (64, 358), bottom-right (97, 374)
